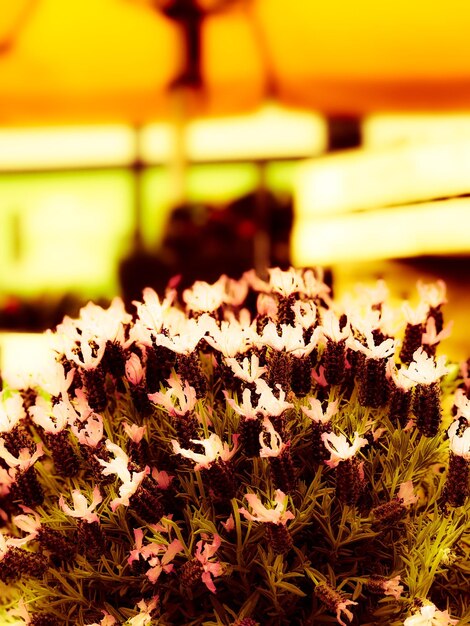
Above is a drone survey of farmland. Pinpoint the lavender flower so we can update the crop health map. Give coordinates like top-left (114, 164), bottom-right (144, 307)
top-left (239, 490), bottom-right (294, 555)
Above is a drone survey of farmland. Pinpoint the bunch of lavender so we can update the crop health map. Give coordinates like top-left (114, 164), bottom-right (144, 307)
top-left (0, 269), bottom-right (469, 626)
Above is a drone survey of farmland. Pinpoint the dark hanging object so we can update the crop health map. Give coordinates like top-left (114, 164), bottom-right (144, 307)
top-left (160, 0), bottom-right (203, 90)
top-left (327, 116), bottom-right (362, 151)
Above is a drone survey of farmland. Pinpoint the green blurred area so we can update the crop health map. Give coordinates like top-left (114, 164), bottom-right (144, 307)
top-left (0, 162), bottom-right (297, 300)
top-left (0, 170), bottom-right (133, 299)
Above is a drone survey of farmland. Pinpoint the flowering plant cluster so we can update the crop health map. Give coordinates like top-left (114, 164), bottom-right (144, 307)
top-left (0, 268), bottom-right (469, 625)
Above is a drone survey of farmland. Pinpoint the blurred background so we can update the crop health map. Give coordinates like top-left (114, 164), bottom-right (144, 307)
top-left (1, 0), bottom-right (470, 379)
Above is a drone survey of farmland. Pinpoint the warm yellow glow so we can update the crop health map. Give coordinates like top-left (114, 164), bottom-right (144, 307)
top-left (201, 5), bottom-right (265, 115)
top-left (0, 0), bottom-right (182, 123)
top-left (0, 332), bottom-right (50, 386)
top-left (257, 0), bottom-right (470, 82)
top-left (4, 0), bottom-right (470, 121)
top-left (296, 140), bottom-right (470, 217)
top-left (363, 113), bottom-right (470, 148)
top-left (141, 104), bottom-right (327, 163)
top-left (0, 126), bottom-right (136, 170)
top-left (292, 198), bottom-right (470, 266)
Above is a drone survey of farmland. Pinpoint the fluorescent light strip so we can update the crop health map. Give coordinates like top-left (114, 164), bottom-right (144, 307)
top-left (363, 113), bottom-right (470, 149)
top-left (0, 105), bottom-right (327, 170)
top-left (292, 197), bottom-right (470, 266)
top-left (296, 140), bottom-right (470, 217)
top-left (141, 104), bottom-right (327, 163)
top-left (185, 104), bottom-right (327, 161)
top-left (0, 125), bottom-right (136, 170)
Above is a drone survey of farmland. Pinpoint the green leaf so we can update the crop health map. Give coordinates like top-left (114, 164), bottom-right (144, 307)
top-left (274, 581), bottom-right (306, 597)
